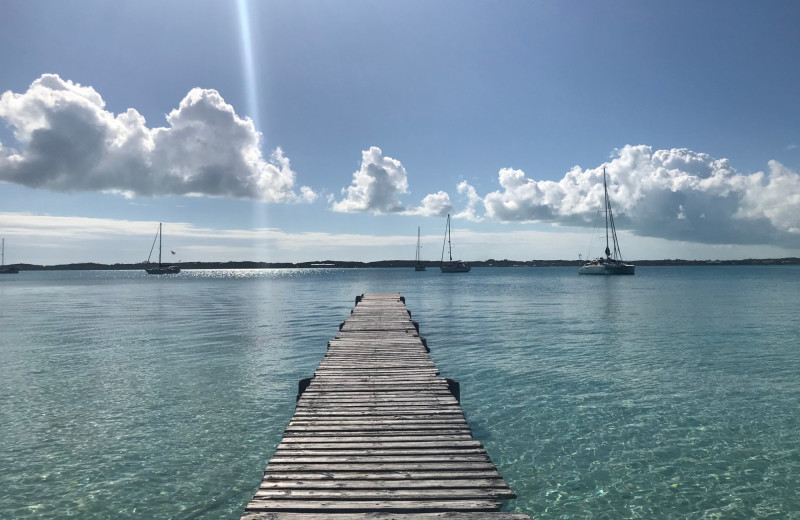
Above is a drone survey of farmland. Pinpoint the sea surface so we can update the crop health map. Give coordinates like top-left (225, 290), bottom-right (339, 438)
top-left (1, 266), bottom-right (799, 519)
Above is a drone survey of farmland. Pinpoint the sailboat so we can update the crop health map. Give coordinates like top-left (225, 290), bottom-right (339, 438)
top-left (0, 239), bottom-right (20, 274)
top-left (578, 167), bottom-right (635, 275)
top-left (440, 214), bottom-right (470, 273)
top-left (414, 227), bottom-right (426, 271)
top-left (145, 223), bottom-right (181, 275)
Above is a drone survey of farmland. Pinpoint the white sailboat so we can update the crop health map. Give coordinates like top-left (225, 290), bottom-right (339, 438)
top-left (579, 167), bottom-right (635, 275)
top-left (440, 214), bottom-right (470, 273)
top-left (414, 227), bottom-right (426, 271)
top-left (145, 223), bottom-right (181, 275)
top-left (0, 238), bottom-right (20, 274)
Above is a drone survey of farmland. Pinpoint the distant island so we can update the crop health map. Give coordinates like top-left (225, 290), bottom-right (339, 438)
top-left (7, 258), bottom-right (800, 270)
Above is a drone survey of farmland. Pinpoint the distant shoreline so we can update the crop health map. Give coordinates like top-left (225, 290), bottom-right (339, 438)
top-left (6, 258), bottom-right (800, 271)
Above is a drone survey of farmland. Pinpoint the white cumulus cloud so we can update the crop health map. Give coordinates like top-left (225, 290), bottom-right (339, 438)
top-left (332, 146), bottom-right (409, 213)
top-left (332, 147), bottom-right (458, 217)
top-left (737, 160), bottom-right (800, 234)
top-left (404, 191), bottom-right (453, 217)
top-left (453, 181), bottom-right (484, 222)
top-left (0, 74), bottom-right (316, 202)
top-left (478, 145), bottom-right (800, 247)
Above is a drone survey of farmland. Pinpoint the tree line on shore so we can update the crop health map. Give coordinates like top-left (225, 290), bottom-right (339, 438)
top-left (8, 257), bottom-right (800, 270)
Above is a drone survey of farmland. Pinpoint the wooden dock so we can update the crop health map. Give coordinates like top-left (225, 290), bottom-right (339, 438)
top-left (242, 293), bottom-right (530, 520)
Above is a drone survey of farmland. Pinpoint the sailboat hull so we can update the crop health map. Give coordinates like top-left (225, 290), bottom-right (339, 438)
top-left (440, 263), bottom-right (470, 273)
top-left (146, 266), bottom-right (181, 275)
top-left (414, 265), bottom-right (426, 271)
top-left (578, 262), bottom-right (635, 275)
top-left (0, 267), bottom-right (19, 274)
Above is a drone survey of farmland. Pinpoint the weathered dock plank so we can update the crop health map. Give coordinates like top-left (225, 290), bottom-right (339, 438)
top-left (258, 478), bottom-right (512, 490)
top-left (243, 514), bottom-right (531, 520)
top-left (244, 499), bottom-right (503, 512)
top-left (253, 489), bottom-right (514, 499)
top-left (257, 470), bottom-right (509, 481)
top-left (242, 293), bottom-right (529, 519)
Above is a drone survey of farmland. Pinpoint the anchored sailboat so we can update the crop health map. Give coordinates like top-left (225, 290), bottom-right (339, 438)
top-left (414, 227), bottom-right (426, 271)
top-left (579, 167), bottom-right (635, 275)
top-left (0, 239), bottom-right (19, 274)
top-left (440, 214), bottom-right (470, 273)
top-left (145, 223), bottom-right (181, 275)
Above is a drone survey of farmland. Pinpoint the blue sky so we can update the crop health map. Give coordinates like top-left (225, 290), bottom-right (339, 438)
top-left (1, 0), bottom-right (799, 264)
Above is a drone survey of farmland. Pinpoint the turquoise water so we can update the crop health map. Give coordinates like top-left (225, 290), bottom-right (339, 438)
top-left (1, 267), bottom-right (799, 519)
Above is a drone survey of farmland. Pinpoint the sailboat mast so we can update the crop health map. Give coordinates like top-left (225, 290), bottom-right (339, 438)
top-left (447, 215), bottom-right (453, 262)
top-left (441, 217), bottom-right (447, 263)
top-left (1, 239), bottom-right (4, 267)
top-left (416, 227), bottom-right (421, 263)
top-left (608, 200), bottom-right (622, 260)
top-left (158, 223), bottom-right (162, 267)
top-left (603, 168), bottom-right (611, 259)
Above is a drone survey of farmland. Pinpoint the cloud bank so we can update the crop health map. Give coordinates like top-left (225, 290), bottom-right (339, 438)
top-left (456, 145), bottom-right (800, 248)
top-left (2, 76), bottom-right (797, 251)
top-left (330, 144), bottom-right (800, 248)
top-left (0, 74), bottom-right (316, 202)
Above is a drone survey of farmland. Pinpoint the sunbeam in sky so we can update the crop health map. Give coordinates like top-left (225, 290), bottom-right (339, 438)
top-left (236, 0), bottom-right (270, 260)
top-left (236, 0), bottom-right (260, 133)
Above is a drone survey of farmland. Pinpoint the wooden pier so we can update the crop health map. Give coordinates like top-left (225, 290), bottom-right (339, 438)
top-left (242, 293), bottom-right (530, 520)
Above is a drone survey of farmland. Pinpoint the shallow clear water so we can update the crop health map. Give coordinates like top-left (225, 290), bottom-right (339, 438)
top-left (1, 266), bottom-right (799, 519)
